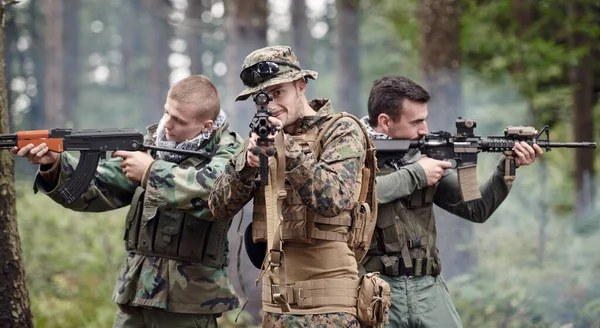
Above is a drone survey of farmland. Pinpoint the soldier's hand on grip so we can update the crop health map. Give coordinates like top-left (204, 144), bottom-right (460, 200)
top-left (417, 156), bottom-right (453, 186)
top-left (11, 143), bottom-right (60, 165)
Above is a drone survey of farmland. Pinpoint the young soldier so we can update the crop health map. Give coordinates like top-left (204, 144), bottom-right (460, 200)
top-left (209, 45), bottom-right (372, 327)
top-left (359, 76), bottom-right (544, 328)
top-left (13, 75), bottom-right (244, 328)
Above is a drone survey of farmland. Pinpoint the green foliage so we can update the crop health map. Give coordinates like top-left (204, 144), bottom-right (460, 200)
top-left (17, 180), bottom-right (127, 328)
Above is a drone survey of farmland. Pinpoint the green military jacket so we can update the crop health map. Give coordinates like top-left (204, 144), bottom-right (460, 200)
top-left (33, 121), bottom-right (244, 314)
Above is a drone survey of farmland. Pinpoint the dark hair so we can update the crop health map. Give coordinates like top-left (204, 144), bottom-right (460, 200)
top-left (367, 76), bottom-right (430, 127)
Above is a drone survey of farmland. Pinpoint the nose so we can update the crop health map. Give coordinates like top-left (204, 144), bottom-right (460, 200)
top-left (164, 115), bottom-right (173, 129)
top-left (418, 121), bottom-right (428, 136)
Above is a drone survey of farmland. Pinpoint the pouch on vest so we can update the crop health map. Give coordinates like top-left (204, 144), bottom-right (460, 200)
top-left (357, 272), bottom-right (391, 328)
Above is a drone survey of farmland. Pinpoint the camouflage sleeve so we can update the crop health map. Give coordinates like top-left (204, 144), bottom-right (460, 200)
top-left (286, 117), bottom-right (365, 217)
top-left (143, 131), bottom-right (244, 221)
top-left (376, 163), bottom-right (428, 204)
top-left (434, 158), bottom-right (511, 223)
top-left (33, 152), bottom-right (138, 211)
top-left (208, 139), bottom-right (259, 221)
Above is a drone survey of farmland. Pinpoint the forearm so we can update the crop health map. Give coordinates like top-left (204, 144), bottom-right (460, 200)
top-left (208, 152), bottom-right (257, 221)
top-left (376, 163), bottom-right (427, 204)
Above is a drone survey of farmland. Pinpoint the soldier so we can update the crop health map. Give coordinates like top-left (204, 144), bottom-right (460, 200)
top-left (359, 76), bottom-right (544, 328)
top-left (208, 45), bottom-right (375, 327)
top-left (12, 75), bottom-right (244, 328)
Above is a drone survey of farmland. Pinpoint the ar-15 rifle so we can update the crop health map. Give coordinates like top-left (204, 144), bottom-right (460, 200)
top-left (249, 90), bottom-right (279, 185)
top-left (373, 117), bottom-right (597, 202)
top-left (0, 128), bottom-right (204, 204)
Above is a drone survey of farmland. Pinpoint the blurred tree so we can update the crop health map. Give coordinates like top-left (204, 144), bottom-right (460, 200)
top-left (224, 0), bottom-right (267, 133)
top-left (145, 0), bottom-right (172, 119)
top-left (63, 0), bottom-right (80, 127)
top-left (335, 0), bottom-right (361, 116)
top-left (4, 6), bottom-right (16, 129)
top-left (568, 0), bottom-right (595, 220)
top-left (29, 0), bottom-right (44, 130)
top-left (185, 0), bottom-right (207, 75)
top-left (291, 0), bottom-right (309, 68)
top-left (419, 0), bottom-right (473, 279)
top-left (0, 3), bottom-right (34, 326)
top-left (42, 0), bottom-right (66, 127)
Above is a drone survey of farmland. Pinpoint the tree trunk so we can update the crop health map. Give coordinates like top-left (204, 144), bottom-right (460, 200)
top-left (29, 0), bottom-right (44, 130)
top-left (145, 0), bottom-right (172, 120)
top-left (63, 0), bottom-right (79, 127)
top-left (0, 9), bottom-right (34, 326)
top-left (186, 0), bottom-right (205, 75)
top-left (334, 0), bottom-right (361, 116)
top-left (291, 0), bottom-right (312, 97)
top-left (42, 0), bottom-right (66, 127)
top-left (4, 7), bottom-right (16, 129)
top-left (418, 0), bottom-right (472, 279)
top-left (568, 1), bottom-right (595, 220)
top-left (224, 0), bottom-right (267, 133)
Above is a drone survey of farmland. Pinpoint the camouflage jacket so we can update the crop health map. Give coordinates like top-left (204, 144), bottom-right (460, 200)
top-left (33, 121), bottom-right (244, 314)
top-left (209, 99), bottom-right (366, 222)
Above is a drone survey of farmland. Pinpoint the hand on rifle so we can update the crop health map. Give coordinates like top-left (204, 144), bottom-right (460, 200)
top-left (513, 141), bottom-right (543, 167)
top-left (112, 150), bottom-right (153, 183)
top-left (246, 116), bottom-right (282, 168)
top-left (417, 157), bottom-right (453, 186)
top-left (11, 143), bottom-right (60, 165)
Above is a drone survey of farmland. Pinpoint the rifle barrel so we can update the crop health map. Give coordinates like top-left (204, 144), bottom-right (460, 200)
top-left (540, 141), bottom-right (596, 149)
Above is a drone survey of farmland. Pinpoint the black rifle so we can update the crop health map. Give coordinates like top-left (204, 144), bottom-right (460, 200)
top-left (249, 90), bottom-right (278, 185)
top-left (374, 118), bottom-right (596, 201)
top-left (0, 128), bottom-right (204, 204)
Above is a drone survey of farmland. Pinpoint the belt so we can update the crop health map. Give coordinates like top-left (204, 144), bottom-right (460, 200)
top-left (363, 255), bottom-right (440, 277)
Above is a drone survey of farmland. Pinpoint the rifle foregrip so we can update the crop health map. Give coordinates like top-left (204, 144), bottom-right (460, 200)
top-left (58, 151), bottom-right (102, 204)
top-left (503, 152), bottom-right (516, 186)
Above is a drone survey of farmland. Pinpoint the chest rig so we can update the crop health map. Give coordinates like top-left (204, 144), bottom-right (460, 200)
top-left (253, 113), bottom-right (378, 314)
top-left (363, 166), bottom-right (442, 277)
top-left (123, 155), bottom-right (229, 268)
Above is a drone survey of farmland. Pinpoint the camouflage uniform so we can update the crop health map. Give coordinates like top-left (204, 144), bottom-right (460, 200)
top-left (208, 46), bottom-right (364, 328)
top-left (34, 121), bottom-right (244, 328)
top-left (359, 116), bottom-right (512, 328)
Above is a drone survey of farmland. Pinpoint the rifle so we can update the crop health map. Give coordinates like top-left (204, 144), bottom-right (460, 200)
top-left (373, 117), bottom-right (597, 202)
top-left (249, 90), bottom-right (278, 185)
top-left (0, 128), bottom-right (205, 204)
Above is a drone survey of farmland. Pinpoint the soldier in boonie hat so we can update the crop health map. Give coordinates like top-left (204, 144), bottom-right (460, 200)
top-left (211, 44), bottom-right (373, 328)
top-left (236, 45), bottom-right (318, 101)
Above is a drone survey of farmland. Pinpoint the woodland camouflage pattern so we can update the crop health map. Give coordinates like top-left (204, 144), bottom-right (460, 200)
top-left (33, 122), bottom-right (244, 314)
top-left (262, 312), bottom-right (361, 328)
top-left (209, 99), bottom-right (366, 221)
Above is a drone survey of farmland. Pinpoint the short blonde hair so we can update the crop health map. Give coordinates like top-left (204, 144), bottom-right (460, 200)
top-left (168, 75), bottom-right (221, 120)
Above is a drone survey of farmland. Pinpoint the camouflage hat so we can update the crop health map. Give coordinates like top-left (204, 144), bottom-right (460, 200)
top-left (235, 45), bottom-right (318, 101)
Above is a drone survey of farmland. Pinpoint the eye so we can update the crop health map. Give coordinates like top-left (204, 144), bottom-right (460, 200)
top-left (273, 90), bottom-right (282, 97)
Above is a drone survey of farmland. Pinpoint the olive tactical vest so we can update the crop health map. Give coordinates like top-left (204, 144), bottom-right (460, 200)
top-left (363, 164), bottom-right (442, 277)
top-left (123, 154), bottom-right (229, 268)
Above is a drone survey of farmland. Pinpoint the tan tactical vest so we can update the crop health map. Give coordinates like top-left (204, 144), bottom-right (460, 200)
top-left (123, 155), bottom-right (230, 268)
top-left (252, 113), bottom-right (378, 315)
top-left (363, 166), bottom-right (442, 277)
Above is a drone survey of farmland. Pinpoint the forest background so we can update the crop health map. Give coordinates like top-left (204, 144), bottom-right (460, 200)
top-left (1, 0), bottom-right (599, 327)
